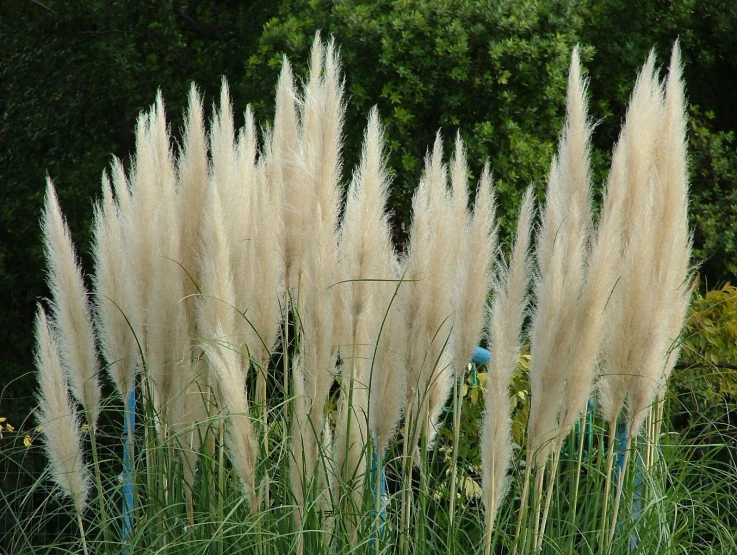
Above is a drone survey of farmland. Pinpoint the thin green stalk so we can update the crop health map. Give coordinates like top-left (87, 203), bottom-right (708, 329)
top-left (599, 420), bottom-right (617, 550)
top-left (418, 413), bottom-right (429, 551)
top-left (607, 435), bottom-right (631, 550)
top-left (340, 327), bottom-right (359, 542)
top-left (77, 511), bottom-right (90, 555)
top-left (374, 445), bottom-right (384, 555)
top-left (88, 424), bottom-right (111, 546)
top-left (283, 305), bottom-right (290, 420)
top-left (218, 418), bottom-right (225, 555)
top-left (399, 405), bottom-right (412, 555)
top-left (567, 414), bottom-right (587, 555)
top-left (483, 451), bottom-right (497, 555)
top-left (511, 459), bottom-right (532, 555)
top-left (537, 444), bottom-right (561, 551)
top-left (530, 461), bottom-right (545, 552)
top-left (447, 371), bottom-right (464, 543)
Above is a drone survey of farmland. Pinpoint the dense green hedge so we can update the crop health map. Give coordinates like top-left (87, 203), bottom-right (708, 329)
top-left (2, 0), bottom-right (736, 424)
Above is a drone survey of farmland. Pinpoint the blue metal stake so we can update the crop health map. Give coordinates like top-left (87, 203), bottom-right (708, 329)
top-left (471, 346), bottom-right (491, 365)
top-left (370, 448), bottom-right (388, 547)
top-left (122, 386), bottom-right (136, 552)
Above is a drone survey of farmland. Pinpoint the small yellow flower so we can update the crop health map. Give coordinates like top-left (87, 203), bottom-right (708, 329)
top-left (5, 423), bottom-right (14, 432)
top-left (81, 423), bottom-right (89, 434)
top-left (23, 435), bottom-right (32, 448)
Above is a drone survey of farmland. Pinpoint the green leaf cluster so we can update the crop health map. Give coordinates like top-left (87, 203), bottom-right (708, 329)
top-left (671, 282), bottom-right (737, 436)
top-left (245, 0), bottom-right (584, 246)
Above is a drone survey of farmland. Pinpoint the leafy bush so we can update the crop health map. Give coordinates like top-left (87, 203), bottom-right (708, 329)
top-left (670, 282), bottom-right (737, 437)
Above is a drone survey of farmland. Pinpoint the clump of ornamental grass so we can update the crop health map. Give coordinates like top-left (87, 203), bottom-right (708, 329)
top-left (597, 43), bottom-right (693, 550)
top-left (21, 34), bottom-right (701, 555)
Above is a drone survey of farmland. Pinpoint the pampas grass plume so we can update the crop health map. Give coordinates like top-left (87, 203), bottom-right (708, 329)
top-left (451, 143), bottom-right (497, 376)
top-left (527, 48), bottom-right (591, 466)
top-left (92, 171), bottom-right (138, 399)
top-left (35, 306), bottom-right (90, 516)
top-left (205, 334), bottom-right (258, 512)
top-left (42, 179), bottom-right (101, 426)
top-left (597, 52), bottom-right (664, 431)
top-left (481, 187), bottom-right (533, 544)
top-left (401, 134), bottom-right (457, 455)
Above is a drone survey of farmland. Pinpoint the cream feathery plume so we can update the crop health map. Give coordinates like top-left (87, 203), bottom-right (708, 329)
top-left (110, 156), bottom-right (132, 222)
top-left (334, 108), bottom-right (396, 496)
top-left (403, 134), bottom-right (455, 456)
top-left (451, 144), bottom-right (498, 378)
top-left (92, 171), bottom-right (139, 399)
top-left (300, 33), bottom-right (325, 169)
top-left (526, 159), bottom-right (577, 467)
top-left (212, 82), bottom-right (254, 380)
top-left (289, 36), bottom-right (345, 509)
top-left (177, 84), bottom-right (209, 311)
top-left (109, 157), bottom-right (147, 374)
top-left (125, 108), bottom-right (159, 357)
top-left (556, 49), bottom-right (622, 439)
top-left (42, 179), bottom-right (101, 426)
top-left (527, 48), bottom-right (591, 467)
top-left (597, 53), bottom-right (664, 429)
top-left (204, 331), bottom-right (258, 512)
top-left (625, 44), bottom-right (692, 436)
top-left (595, 139), bottom-right (630, 426)
top-left (481, 187), bottom-right (534, 543)
top-left (173, 86), bottom-right (210, 502)
top-left (318, 37), bottom-right (347, 356)
top-left (246, 142), bottom-right (285, 437)
top-left (291, 198), bottom-right (340, 525)
top-left (315, 37), bottom-right (344, 235)
top-left (197, 185), bottom-right (236, 346)
top-left (273, 58), bottom-right (307, 291)
top-left (213, 81), bottom-right (250, 303)
top-left (358, 112), bottom-right (406, 458)
top-left (369, 262), bottom-right (407, 458)
top-left (211, 79), bottom-right (239, 218)
top-left (653, 41), bottom-right (692, 392)
top-left (35, 306), bottom-right (90, 516)
top-left (145, 93), bottom-right (188, 420)
top-left (243, 111), bottom-right (284, 370)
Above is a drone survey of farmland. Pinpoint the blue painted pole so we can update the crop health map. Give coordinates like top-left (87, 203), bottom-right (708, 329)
top-left (371, 448), bottom-right (388, 547)
top-left (612, 421), bottom-right (641, 552)
top-left (122, 386), bottom-right (136, 552)
top-left (471, 346), bottom-right (491, 365)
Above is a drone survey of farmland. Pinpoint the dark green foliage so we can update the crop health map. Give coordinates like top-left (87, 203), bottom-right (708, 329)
top-left (0, 0), bottom-right (275, 423)
top-left (245, 0), bottom-right (584, 246)
top-left (579, 0), bottom-right (737, 282)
